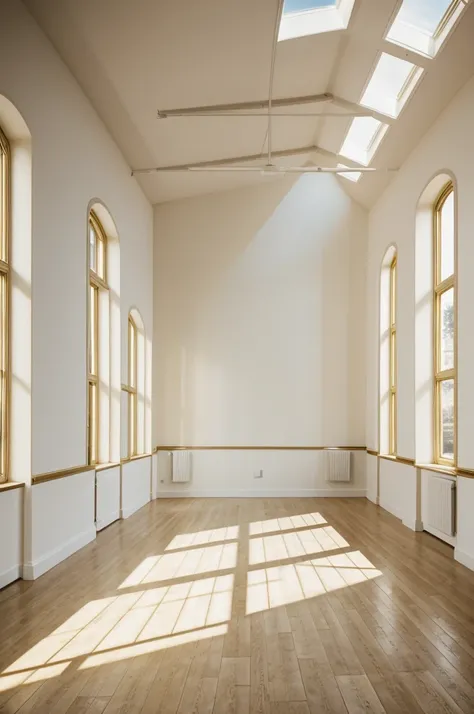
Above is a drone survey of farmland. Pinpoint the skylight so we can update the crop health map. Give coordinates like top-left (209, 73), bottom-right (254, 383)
top-left (361, 53), bottom-right (423, 118)
top-left (283, 0), bottom-right (336, 13)
top-left (337, 164), bottom-right (362, 182)
top-left (339, 117), bottom-right (388, 165)
top-left (386, 0), bottom-right (468, 57)
top-left (278, 0), bottom-right (355, 41)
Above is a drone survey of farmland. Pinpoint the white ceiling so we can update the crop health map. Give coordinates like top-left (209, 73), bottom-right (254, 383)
top-left (23, 0), bottom-right (474, 207)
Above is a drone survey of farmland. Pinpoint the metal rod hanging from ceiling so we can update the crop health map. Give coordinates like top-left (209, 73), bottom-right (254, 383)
top-left (267, 0), bottom-right (286, 166)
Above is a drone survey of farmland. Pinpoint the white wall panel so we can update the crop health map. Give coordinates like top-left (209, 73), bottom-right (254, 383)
top-left (24, 471), bottom-right (95, 580)
top-left (122, 457), bottom-right (151, 518)
top-left (0, 489), bottom-right (23, 589)
top-left (95, 466), bottom-right (121, 531)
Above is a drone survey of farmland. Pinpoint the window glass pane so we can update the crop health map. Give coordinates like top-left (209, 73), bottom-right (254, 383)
top-left (439, 288), bottom-right (454, 371)
top-left (129, 392), bottom-right (136, 457)
top-left (397, 0), bottom-right (452, 35)
top-left (97, 238), bottom-right (105, 281)
top-left (129, 322), bottom-right (136, 388)
top-left (339, 117), bottom-right (388, 165)
top-left (390, 331), bottom-right (397, 387)
top-left (361, 53), bottom-right (420, 118)
top-left (89, 285), bottom-right (97, 375)
top-left (440, 379), bottom-right (454, 460)
top-left (0, 275), bottom-right (6, 480)
top-left (283, 0), bottom-right (336, 12)
top-left (440, 190), bottom-right (454, 281)
top-left (0, 152), bottom-right (4, 262)
top-left (88, 382), bottom-right (97, 464)
top-left (89, 225), bottom-right (96, 273)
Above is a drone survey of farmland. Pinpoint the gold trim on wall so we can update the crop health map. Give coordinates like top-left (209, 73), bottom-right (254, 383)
top-left (0, 481), bottom-right (24, 493)
top-left (121, 453), bottom-right (152, 464)
top-left (32, 464), bottom-right (95, 486)
top-left (154, 445), bottom-right (368, 452)
top-left (95, 461), bottom-right (121, 472)
top-left (367, 449), bottom-right (378, 457)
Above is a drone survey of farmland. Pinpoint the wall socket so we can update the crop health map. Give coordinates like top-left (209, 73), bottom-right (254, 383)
top-left (254, 469), bottom-right (263, 479)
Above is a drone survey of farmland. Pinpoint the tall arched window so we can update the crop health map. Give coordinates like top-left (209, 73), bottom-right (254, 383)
top-left (0, 127), bottom-right (9, 482)
top-left (87, 211), bottom-right (108, 465)
top-left (389, 255), bottom-right (397, 456)
top-left (128, 315), bottom-right (138, 457)
top-left (379, 245), bottom-right (397, 457)
top-left (434, 183), bottom-right (455, 465)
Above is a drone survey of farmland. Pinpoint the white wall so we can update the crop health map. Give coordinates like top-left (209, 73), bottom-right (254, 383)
top-left (379, 459), bottom-right (419, 530)
top-left (157, 449), bottom-right (367, 498)
top-left (96, 466), bottom-right (121, 532)
top-left (366, 75), bottom-right (474, 567)
top-left (154, 173), bottom-right (367, 492)
top-left (24, 471), bottom-right (96, 580)
top-left (366, 454), bottom-right (378, 504)
top-left (0, 489), bottom-right (23, 588)
top-left (122, 457), bottom-right (152, 519)
top-left (456, 476), bottom-right (474, 570)
top-left (0, 0), bottom-right (153, 476)
top-left (0, 0), bottom-right (153, 581)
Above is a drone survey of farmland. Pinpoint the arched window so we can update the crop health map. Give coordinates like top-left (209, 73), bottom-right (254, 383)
top-left (0, 127), bottom-right (9, 482)
top-left (87, 210), bottom-right (108, 465)
top-left (128, 314), bottom-right (138, 457)
top-left (433, 183), bottom-right (455, 465)
top-left (123, 309), bottom-right (146, 458)
top-left (379, 245), bottom-right (397, 457)
top-left (389, 255), bottom-right (397, 456)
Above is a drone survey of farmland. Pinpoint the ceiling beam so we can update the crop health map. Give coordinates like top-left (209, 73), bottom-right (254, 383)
top-left (157, 93), bottom-right (333, 118)
top-left (131, 144), bottom-right (324, 175)
top-left (331, 96), bottom-right (395, 125)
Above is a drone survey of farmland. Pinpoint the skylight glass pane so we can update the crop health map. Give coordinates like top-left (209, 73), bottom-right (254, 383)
top-left (340, 117), bottom-right (387, 165)
top-left (397, 0), bottom-right (452, 34)
top-left (283, 0), bottom-right (336, 13)
top-left (386, 0), bottom-right (462, 57)
top-left (337, 164), bottom-right (362, 182)
top-left (361, 53), bottom-right (421, 118)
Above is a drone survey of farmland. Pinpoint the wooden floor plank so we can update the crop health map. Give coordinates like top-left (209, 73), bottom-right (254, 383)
top-left (0, 498), bottom-right (473, 714)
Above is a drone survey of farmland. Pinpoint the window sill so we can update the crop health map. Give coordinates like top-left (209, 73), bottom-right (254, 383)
top-left (416, 463), bottom-right (456, 477)
top-left (0, 481), bottom-right (25, 493)
top-left (95, 462), bottom-right (120, 472)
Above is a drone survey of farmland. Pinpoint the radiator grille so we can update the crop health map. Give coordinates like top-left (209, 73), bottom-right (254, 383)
top-left (426, 476), bottom-right (455, 536)
top-left (326, 451), bottom-right (351, 482)
top-left (171, 450), bottom-right (192, 483)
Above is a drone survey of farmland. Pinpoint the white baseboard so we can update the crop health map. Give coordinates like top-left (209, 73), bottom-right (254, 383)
top-left (454, 548), bottom-right (474, 572)
top-left (96, 512), bottom-right (120, 532)
top-left (423, 524), bottom-right (456, 547)
top-left (22, 527), bottom-right (96, 580)
top-left (402, 518), bottom-right (424, 532)
top-left (0, 565), bottom-right (21, 590)
top-left (157, 489), bottom-right (367, 499)
top-left (121, 497), bottom-right (151, 519)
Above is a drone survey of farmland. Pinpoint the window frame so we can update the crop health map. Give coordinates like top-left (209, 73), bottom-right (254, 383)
top-left (433, 182), bottom-right (456, 467)
top-left (87, 211), bottom-right (108, 465)
top-left (127, 315), bottom-right (138, 458)
top-left (389, 255), bottom-right (397, 456)
top-left (0, 127), bottom-right (10, 483)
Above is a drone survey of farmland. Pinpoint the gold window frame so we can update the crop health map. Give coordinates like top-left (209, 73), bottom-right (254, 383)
top-left (87, 211), bottom-right (108, 465)
top-left (389, 254), bottom-right (397, 456)
top-left (433, 182), bottom-right (456, 466)
top-left (0, 127), bottom-right (10, 483)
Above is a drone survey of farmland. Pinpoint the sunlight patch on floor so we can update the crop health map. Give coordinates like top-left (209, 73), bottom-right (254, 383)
top-left (119, 542), bottom-right (238, 589)
top-left (246, 550), bottom-right (382, 614)
top-left (0, 512), bottom-right (384, 692)
top-left (165, 525), bottom-right (239, 551)
top-left (249, 512), bottom-right (326, 536)
top-left (248, 525), bottom-right (349, 565)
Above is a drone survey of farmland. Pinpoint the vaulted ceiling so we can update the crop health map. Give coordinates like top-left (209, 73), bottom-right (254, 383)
top-left (24, 0), bottom-right (474, 206)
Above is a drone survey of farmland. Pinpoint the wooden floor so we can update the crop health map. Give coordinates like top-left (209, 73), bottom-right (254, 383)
top-left (1, 498), bottom-right (474, 713)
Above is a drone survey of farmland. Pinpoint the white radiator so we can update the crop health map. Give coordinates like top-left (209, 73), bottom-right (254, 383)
top-left (171, 450), bottom-right (192, 483)
top-left (426, 476), bottom-right (456, 536)
top-left (325, 450), bottom-right (351, 482)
